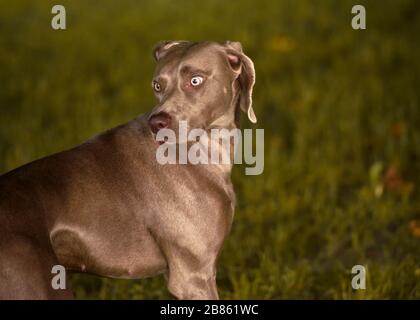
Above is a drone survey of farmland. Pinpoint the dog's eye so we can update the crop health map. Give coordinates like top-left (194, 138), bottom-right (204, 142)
top-left (190, 76), bottom-right (204, 87)
top-left (153, 81), bottom-right (161, 92)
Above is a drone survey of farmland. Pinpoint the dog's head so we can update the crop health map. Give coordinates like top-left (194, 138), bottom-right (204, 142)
top-left (148, 41), bottom-right (256, 136)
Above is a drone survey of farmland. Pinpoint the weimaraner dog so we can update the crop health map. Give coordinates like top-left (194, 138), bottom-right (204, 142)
top-left (0, 41), bottom-right (257, 299)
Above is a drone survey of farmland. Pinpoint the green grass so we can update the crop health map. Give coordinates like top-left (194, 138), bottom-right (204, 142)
top-left (1, 0), bottom-right (419, 299)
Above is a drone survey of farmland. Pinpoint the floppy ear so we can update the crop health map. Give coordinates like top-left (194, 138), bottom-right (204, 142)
top-left (225, 41), bottom-right (257, 124)
top-left (153, 40), bottom-right (187, 61)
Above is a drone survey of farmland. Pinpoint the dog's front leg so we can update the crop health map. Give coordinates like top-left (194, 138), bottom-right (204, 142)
top-left (159, 240), bottom-right (220, 300)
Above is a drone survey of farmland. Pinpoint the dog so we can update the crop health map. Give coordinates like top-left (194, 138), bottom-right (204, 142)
top-left (0, 41), bottom-right (257, 299)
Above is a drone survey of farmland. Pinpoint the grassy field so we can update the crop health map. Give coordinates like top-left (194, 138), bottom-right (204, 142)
top-left (0, 0), bottom-right (419, 299)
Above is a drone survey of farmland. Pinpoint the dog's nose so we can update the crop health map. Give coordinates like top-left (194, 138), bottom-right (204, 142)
top-left (148, 112), bottom-right (171, 134)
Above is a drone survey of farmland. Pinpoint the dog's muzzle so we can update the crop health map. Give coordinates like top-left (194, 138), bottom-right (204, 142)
top-left (148, 112), bottom-right (172, 134)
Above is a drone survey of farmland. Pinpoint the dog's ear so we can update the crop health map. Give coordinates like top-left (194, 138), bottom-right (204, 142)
top-left (153, 41), bottom-right (187, 61)
top-left (224, 41), bottom-right (257, 124)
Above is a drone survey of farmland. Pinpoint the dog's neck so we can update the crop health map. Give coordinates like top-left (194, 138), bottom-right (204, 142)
top-left (205, 123), bottom-right (241, 175)
top-left (207, 83), bottom-right (241, 131)
top-left (207, 112), bottom-right (237, 131)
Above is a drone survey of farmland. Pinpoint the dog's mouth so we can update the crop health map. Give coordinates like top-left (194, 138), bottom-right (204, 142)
top-left (157, 135), bottom-right (168, 145)
top-left (150, 126), bottom-right (178, 146)
top-left (148, 112), bottom-right (211, 146)
top-left (150, 123), bottom-right (207, 146)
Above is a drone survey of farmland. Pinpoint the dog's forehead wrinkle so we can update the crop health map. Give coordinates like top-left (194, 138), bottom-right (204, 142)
top-left (178, 58), bottom-right (225, 78)
top-left (155, 73), bottom-right (170, 82)
top-left (155, 42), bottom-right (224, 79)
top-left (155, 61), bottom-right (179, 78)
top-left (155, 45), bottom-right (189, 75)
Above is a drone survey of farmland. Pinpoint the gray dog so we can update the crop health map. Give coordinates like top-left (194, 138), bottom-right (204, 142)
top-left (0, 41), bottom-right (257, 299)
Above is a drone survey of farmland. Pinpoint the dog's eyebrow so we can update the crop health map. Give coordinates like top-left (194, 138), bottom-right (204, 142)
top-left (153, 75), bottom-right (169, 84)
top-left (179, 65), bottom-right (211, 76)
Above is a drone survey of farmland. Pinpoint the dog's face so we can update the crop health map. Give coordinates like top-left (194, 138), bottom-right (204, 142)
top-left (148, 41), bottom-right (256, 136)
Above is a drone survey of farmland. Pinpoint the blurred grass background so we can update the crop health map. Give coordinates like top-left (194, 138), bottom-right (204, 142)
top-left (1, 0), bottom-right (419, 299)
